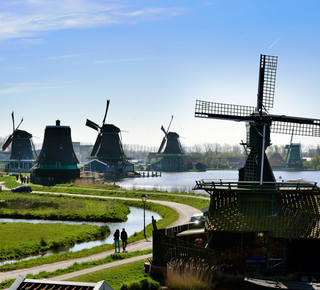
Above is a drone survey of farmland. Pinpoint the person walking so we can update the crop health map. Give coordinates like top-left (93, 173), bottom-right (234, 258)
top-left (113, 229), bottom-right (120, 253)
top-left (121, 228), bottom-right (128, 252)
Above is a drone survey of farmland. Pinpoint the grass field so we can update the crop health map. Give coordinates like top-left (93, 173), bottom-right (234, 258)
top-left (66, 259), bottom-right (160, 290)
top-left (0, 174), bottom-right (211, 289)
top-left (0, 191), bottom-right (130, 221)
top-left (0, 222), bottom-right (109, 260)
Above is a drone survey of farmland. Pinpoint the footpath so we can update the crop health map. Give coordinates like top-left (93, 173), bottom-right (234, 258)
top-left (0, 182), bottom-right (202, 282)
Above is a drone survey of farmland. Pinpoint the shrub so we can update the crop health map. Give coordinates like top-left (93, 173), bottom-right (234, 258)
top-left (120, 279), bottom-right (159, 290)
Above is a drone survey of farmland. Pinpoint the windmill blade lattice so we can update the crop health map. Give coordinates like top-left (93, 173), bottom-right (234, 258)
top-left (271, 120), bottom-right (320, 137)
top-left (195, 100), bottom-right (255, 120)
top-left (257, 54), bottom-right (278, 111)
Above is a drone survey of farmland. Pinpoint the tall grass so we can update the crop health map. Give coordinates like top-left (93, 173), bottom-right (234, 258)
top-left (166, 258), bottom-right (217, 290)
top-left (73, 178), bottom-right (120, 189)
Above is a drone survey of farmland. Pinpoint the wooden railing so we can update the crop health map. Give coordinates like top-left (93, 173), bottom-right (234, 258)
top-left (193, 179), bottom-right (320, 193)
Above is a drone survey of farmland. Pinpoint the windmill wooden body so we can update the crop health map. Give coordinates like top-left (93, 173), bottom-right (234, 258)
top-left (31, 120), bottom-right (80, 185)
top-left (84, 100), bottom-right (134, 176)
top-left (2, 112), bottom-right (36, 173)
top-left (154, 116), bottom-right (189, 172)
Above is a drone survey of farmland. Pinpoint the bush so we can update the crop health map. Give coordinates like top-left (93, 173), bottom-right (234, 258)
top-left (120, 279), bottom-right (159, 290)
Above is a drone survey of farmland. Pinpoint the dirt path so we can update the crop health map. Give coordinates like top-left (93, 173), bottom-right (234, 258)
top-left (0, 189), bottom-right (201, 282)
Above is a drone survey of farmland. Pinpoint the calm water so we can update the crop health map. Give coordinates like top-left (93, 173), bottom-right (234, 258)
top-left (117, 170), bottom-right (320, 192)
top-left (0, 207), bottom-right (161, 265)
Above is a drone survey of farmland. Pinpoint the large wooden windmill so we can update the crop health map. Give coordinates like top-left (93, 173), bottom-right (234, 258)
top-left (85, 100), bottom-right (133, 175)
top-left (195, 54), bottom-right (320, 185)
top-left (31, 120), bottom-right (80, 185)
top-left (191, 55), bottom-right (320, 275)
top-left (2, 112), bottom-right (36, 173)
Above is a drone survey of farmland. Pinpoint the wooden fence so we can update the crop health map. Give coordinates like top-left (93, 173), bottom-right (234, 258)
top-left (152, 225), bottom-right (216, 268)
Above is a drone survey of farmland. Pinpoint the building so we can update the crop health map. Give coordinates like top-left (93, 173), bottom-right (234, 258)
top-left (9, 276), bottom-right (113, 290)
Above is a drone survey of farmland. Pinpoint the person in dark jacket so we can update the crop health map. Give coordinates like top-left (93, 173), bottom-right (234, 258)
top-left (114, 229), bottom-right (120, 253)
top-left (121, 228), bottom-right (128, 252)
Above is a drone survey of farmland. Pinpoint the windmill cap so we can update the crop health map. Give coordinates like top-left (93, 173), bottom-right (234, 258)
top-left (45, 120), bottom-right (71, 130)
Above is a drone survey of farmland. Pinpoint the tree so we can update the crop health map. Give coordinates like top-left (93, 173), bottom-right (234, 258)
top-left (311, 154), bottom-right (320, 170)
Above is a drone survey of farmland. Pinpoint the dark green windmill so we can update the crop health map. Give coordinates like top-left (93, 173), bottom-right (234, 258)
top-left (284, 130), bottom-right (303, 170)
top-left (195, 54), bottom-right (320, 185)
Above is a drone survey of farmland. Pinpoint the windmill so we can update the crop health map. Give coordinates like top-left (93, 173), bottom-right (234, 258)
top-left (156, 116), bottom-right (188, 171)
top-left (2, 112), bottom-right (36, 173)
top-left (158, 116), bottom-right (184, 155)
top-left (195, 54), bottom-right (320, 185)
top-left (31, 120), bottom-right (80, 185)
top-left (284, 129), bottom-right (303, 170)
top-left (85, 100), bottom-right (132, 175)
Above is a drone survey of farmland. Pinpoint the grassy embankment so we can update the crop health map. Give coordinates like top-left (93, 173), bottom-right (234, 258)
top-left (67, 259), bottom-right (160, 290)
top-left (0, 222), bottom-right (109, 260)
top-left (0, 190), bottom-right (178, 268)
top-left (0, 175), bottom-right (210, 289)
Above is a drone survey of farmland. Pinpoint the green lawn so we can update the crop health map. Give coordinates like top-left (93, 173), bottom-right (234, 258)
top-left (0, 222), bottom-right (108, 260)
top-left (67, 259), bottom-right (160, 290)
top-left (0, 174), bottom-right (210, 289)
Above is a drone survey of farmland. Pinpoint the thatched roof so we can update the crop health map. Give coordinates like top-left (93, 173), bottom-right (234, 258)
top-left (207, 190), bottom-right (320, 239)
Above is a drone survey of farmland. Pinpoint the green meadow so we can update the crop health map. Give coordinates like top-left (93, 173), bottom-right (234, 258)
top-left (0, 174), bottom-right (210, 289)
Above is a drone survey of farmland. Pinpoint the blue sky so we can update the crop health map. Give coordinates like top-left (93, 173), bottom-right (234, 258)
top-left (1, 0), bottom-right (320, 150)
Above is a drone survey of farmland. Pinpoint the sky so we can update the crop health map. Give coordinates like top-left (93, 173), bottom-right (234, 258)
top-left (1, 0), bottom-right (320, 151)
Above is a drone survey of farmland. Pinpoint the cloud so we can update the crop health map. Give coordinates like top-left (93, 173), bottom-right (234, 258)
top-left (0, 82), bottom-right (55, 94)
top-left (0, 1), bottom-right (187, 41)
top-left (46, 53), bottom-right (93, 60)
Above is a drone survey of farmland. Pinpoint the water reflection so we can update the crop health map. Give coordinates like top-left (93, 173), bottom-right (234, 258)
top-left (0, 207), bottom-right (161, 265)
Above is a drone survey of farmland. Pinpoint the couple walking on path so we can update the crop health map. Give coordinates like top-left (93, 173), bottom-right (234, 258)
top-left (114, 228), bottom-right (128, 253)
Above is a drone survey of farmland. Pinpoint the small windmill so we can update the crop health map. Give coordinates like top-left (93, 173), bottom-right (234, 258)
top-left (284, 129), bottom-right (303, 170)
top-left (2, 112), bottom-right (36, 172)
top-left (158, 116), bottom-right (184, 155)
top-left (85, 100), bottom-right (130, 174)
top-left (195, 54), bottom-right (320, 185)
top-left (156, 116), bottom-right (187, 171)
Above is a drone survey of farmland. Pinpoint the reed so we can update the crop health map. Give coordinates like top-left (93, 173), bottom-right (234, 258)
top-left (166, 258), bottom-right (217, 290)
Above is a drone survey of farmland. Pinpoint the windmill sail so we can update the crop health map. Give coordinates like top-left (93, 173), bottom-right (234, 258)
top-left (86, 119), bottom-right (100, 131)
top-left (2, 112), bottom-right (24, 151)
